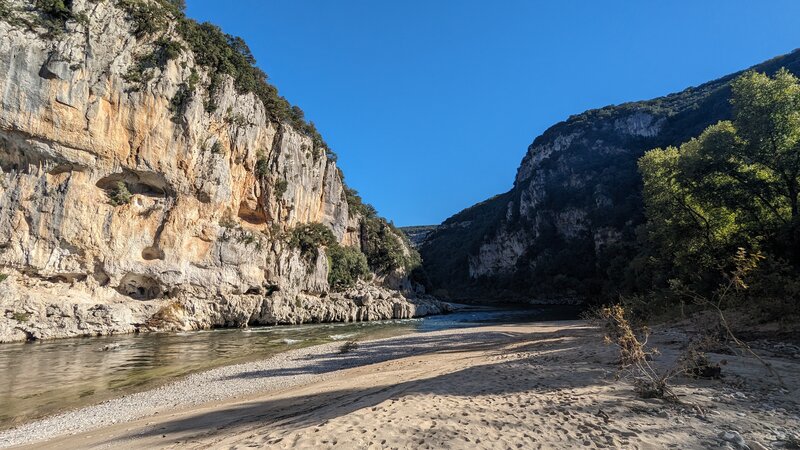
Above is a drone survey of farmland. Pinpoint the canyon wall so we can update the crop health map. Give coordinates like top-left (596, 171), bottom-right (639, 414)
top-left (0, 0), bottom-right (443, 342)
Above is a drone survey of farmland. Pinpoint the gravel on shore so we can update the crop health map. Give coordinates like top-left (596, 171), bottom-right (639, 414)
top-left (0, 327), bottom-right (478, 448)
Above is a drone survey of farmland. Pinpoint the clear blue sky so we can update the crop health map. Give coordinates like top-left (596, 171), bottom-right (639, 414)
top-left (186, 1), bottom-right (800, 226)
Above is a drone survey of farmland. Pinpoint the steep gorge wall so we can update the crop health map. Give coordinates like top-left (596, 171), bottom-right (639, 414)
top-left (0, 0), bottom-right (443, 341)
top-left (421, 49), bottom-right (800, 303)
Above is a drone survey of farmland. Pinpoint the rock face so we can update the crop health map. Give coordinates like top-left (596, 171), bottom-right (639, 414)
top-left (398, 225), bottom-right (437, 249)
top-left (420, 50), bottom-right (800, 303)
top-left (0, 0), bottom-right (444, 342)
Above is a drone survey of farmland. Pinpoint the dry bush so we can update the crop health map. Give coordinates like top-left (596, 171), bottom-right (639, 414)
top-left (679, 335), bottom-right (723, 379)
top-left (597, 304), bottom-right (680, 401)
top-left (671, 248), bottom-right (785, 386)
top-left (597, 249), bottom-right (789, 403)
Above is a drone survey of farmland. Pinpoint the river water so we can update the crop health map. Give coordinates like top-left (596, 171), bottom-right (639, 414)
top-left (0, 305), bottom-right (579, 429)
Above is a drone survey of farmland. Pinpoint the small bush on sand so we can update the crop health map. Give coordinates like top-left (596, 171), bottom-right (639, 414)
top-left (598, 249), bottom-right (786, 403)
top-left (670, 248), bottom-right (785, 385)
top-left (678, 335), bottom-right (723, 380)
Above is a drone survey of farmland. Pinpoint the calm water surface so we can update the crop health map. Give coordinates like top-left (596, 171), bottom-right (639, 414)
top-left (0, 306), bottom-right (578, 428)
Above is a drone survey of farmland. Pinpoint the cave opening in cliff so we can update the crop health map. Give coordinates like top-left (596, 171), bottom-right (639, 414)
top-left (237, 201), bottom-right (268, 225)
top-left (116, 273), bottom-right (164, 300)
top-left (96, 170), bottom-right (172, 198)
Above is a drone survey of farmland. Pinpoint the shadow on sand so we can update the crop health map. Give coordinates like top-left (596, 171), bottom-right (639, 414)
top-left (109, 324), bottom-right (632, 446)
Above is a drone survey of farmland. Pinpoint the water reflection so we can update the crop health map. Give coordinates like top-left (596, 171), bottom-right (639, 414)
top-left (0, 305), bottom-right (578, 428)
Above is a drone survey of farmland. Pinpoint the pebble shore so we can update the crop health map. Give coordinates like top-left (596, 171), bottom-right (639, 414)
top-left (0, 328), bottom-right (463, 448)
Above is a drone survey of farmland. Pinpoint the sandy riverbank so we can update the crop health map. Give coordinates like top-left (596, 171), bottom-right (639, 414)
top-left (3, 321), bottom-right (799, 449)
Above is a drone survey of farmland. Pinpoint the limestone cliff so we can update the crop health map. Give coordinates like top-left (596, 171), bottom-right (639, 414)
top-left (0, 0), bottom-right (444, 342)
top-left (420, 49), bottom-right (800, 302)
top-left (398, 226), bottom-right (437, 249)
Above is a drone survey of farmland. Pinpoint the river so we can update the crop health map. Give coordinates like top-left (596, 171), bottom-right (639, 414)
top-left (0, 305), bottom-right (579, 429)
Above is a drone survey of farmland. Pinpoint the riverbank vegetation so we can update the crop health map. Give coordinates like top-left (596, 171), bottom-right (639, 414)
top-left (628, 69), bottom-right (800, 327)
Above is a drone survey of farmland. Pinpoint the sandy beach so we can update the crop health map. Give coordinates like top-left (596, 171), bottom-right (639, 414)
top-left (3, 321), bottom-right (799, 449)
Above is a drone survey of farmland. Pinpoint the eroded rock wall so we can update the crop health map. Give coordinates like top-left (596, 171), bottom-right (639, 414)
top-left (0, 0), bottom-right (442, 341)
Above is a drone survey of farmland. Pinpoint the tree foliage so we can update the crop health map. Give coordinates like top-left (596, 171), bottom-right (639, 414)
top-left (638, 69), bottom-right (800, 295)
top-left (108, 181), bottom-right (132, 206)
top-left (730, 69), bottom-right (800, 220)
top-left (327, 245), bottom-right (370, 290)
top-left (289, 223), bottom-right (336, 258)
top-left (343, 187), bottom-right (421, 273)
top-left (361, 218), bottom-right (410, 273)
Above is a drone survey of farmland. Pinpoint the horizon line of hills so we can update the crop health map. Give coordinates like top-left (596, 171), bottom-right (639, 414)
top-left (404, 48), bottom-right (800, 304)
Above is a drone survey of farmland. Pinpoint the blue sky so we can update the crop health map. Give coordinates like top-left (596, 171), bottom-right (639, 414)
top-left (186, 1), bottom-right (800, 226)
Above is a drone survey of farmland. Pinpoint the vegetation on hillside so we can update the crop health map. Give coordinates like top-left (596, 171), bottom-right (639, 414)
top-left (114, 0), bottom-right (418, 281)
top-left (0, 0), bottom-right (82, 36)
top-left (345, 187), bottom-right (422, 274)
top-left (286, 223), bottom-right (360, 288)
top-left (0, 0), bottom-right (331, 158)
top-left (397, 225), bottom-right (438, 249)
top-left (279, 184), bottom-right (421, 286)
top-left (117, 0), bottom-right (330, 155)
top-left (107, 181), bottom-right (133, 206)
top-left (289, 223), bottom-right (336, 259)
top-left (419, 192), bottom-right (512, 298)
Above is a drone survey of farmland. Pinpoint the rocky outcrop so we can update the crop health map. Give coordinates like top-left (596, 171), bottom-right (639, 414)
top-left (420, 49), bottom-right (800, 302)
top-left (0, 276), bottom-right (448, 342)
top-left (0, 0), bottom-right (440, 342)
top-left (398, 225), bottom-right (437, 249)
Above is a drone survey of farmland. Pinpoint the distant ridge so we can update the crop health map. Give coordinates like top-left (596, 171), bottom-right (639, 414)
top-left (419, 48), bottom-right (800, 302)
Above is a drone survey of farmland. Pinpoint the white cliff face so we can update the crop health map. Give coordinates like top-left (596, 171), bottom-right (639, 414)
top-left (0, 0), bottom-right (442, 341)
top-left (613, 111), bottom-right (665, 138)
top-left (468, 229), bottom-right (528, 278)
top-left (515, 132), bottom-right (579, 186)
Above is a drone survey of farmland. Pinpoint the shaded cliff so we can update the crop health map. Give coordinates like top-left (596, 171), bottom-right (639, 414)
top-left (420, 49), bottom-right (800, 303)
top-left (0, 0), bottom-right (443, 341)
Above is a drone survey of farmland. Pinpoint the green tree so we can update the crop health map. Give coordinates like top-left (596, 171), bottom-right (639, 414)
top-left (165, 0), bottom-right (186, 12)
top-left (327, 245), bottom-right (370, 290)
top-left (289, 223), bottom-right (336, 258)
top-left (638, 131), bottom-right (744, 287)
top-left (729, 69), bottom-right (800, 219)
top-left (638, 68), bottom-right (800, 291)
top-left (361, 218), bottom-right (420, 273)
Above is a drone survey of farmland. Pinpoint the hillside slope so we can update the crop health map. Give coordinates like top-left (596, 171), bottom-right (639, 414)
top-left (420, 49), bottom-right (800, 302)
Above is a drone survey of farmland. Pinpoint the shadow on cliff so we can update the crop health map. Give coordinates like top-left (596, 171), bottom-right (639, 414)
top-left (109, 324), bottom-right (630, 446)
